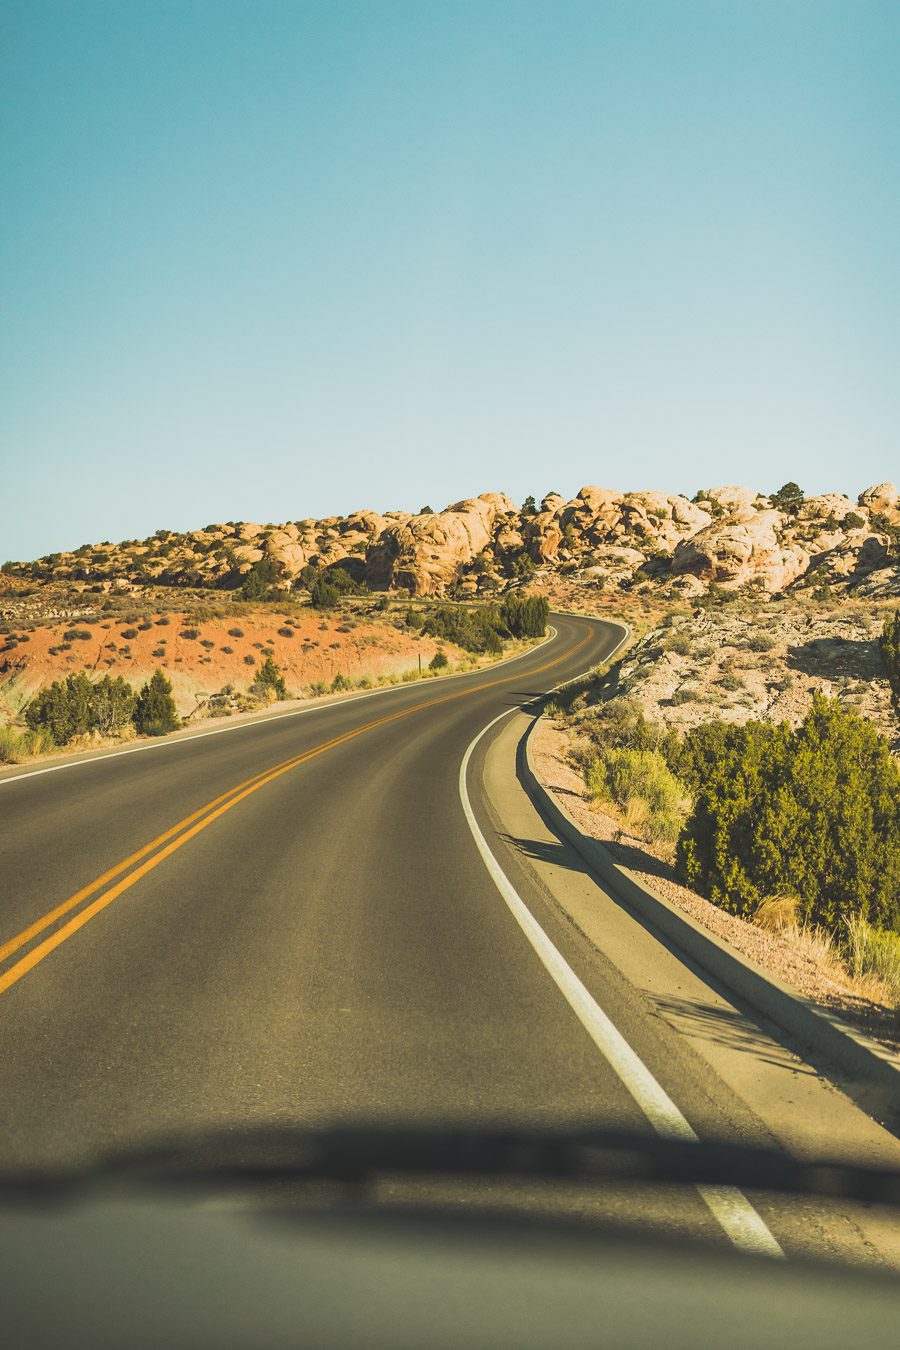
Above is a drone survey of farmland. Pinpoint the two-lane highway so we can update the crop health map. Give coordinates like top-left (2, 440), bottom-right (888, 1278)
top-left (0, 618), bottom-right (623, 1151)
top-left (1, 613), bottom-right (898, 1262)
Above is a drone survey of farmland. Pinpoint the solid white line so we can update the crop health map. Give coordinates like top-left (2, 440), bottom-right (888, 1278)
top-left (0, 624), bottom-right (557, 790)
top-left (458, 705), bottom-right (784, 1259)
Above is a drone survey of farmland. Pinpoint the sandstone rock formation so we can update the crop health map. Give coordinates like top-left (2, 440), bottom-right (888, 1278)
top-left (10, 483), bottom-right (900, 601)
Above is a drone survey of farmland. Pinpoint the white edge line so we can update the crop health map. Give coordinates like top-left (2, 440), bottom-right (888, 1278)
top-left (0, 624), bottom-right (557, 790)
top-left (457, 629), bottom-right (784, 1259)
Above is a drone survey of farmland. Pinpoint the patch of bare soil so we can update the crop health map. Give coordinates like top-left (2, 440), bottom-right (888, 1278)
top-left (532, 714), bottom-right (900, 1054)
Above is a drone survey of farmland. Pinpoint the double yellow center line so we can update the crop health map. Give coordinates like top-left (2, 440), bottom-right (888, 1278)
top-left (0, 627), bottom-right (592, 997)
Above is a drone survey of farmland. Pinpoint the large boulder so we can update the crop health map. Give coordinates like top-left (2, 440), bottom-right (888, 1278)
top-left (671, 509), bottom-right (806, 590)
top-left (859, 483), bottom-right (900, 522)
top-left (367, 494), bottom-right (515, 594)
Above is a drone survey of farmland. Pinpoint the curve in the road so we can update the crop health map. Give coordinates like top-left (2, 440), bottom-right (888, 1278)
top-left (0, 621), bottom-right (597, 999)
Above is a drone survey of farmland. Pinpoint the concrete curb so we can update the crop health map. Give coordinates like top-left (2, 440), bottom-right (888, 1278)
top-left (521, 713), bottom-right (900, 1125)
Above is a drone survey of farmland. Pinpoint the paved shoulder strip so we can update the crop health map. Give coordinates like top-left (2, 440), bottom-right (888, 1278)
top-left (459, 708), bottom-right (783, 1258)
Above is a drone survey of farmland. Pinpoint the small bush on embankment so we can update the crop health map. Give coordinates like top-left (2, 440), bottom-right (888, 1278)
top-left (585, 747), bottom-right (689, 847)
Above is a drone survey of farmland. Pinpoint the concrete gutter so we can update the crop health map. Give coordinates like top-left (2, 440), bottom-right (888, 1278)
top-left (520, 712), bottom-right (900, 1129)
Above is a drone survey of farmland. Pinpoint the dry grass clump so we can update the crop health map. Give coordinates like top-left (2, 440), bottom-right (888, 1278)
top-left (584, 747), bottom-right (691, 853)
top-left (845, 914), bottom-right (900, 1002)
top-left (0, 724), bottom-right (55, 764)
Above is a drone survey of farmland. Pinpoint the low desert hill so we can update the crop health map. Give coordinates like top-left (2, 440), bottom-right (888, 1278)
top-left (4, 482), bottom-right (899, 604)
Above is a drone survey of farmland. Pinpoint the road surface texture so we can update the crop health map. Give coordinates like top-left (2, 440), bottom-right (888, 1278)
top-left (1, 614), bottom-right (898, 1265)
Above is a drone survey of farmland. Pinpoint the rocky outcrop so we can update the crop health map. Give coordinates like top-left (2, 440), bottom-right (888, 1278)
top-left (11, 483), bottom-right (900, 600)
top-left (368, 494), bottom-right (516, 595)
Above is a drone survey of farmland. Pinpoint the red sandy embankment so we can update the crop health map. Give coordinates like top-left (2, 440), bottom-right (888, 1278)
top-left (0, 608), bottom-right (458, 716)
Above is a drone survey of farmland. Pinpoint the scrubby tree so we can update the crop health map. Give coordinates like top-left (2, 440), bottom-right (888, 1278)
top-left (521, 495), bottom-right (538, 516)
top-left (240, 556), bottom-right (282, 601)
top-left (310, 577), bottom-right (340, 610)
top-left (25, 672), bottom-right (94, 745)
top-left (770, 482), bottom-right (805, 515)
top-left (871, 513), bottom-right (900, 557)
top-left (90, 675), bottom-right (136, 735)
top-left (429, 649), bottom-right (448, 671)
top-left (252, 655), bottom-right (288, 701)
top-left (881, 609), bottom-right (900, 715)
top-left (134, 670), bottom-right (180, 736)
top-left (501, 593), bottom-right (549, 638)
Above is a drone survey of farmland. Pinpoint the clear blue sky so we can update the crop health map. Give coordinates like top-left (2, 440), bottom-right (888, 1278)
top-left (2, 1), bottom-right (898, 559)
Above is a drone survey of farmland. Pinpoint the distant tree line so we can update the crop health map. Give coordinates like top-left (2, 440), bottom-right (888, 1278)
top-left (422, 595), bottom-right (549, 654)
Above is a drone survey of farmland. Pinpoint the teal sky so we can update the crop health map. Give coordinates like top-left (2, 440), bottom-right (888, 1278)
top-left (2, 1), bottom-right (898, 560)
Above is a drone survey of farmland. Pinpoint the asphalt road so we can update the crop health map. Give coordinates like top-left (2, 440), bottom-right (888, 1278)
top-left (1, 614), bottom-right (898, 1263)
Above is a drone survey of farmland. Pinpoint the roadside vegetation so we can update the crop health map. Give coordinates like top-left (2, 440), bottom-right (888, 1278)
top-left (564, 691), bottom-right (900, 1005)
top-left (882, 608), bottom-right (900, 716)
top-left (422, 595), bottom-right (549, 654)
top-left (11, 668), bottom-right (181, 754)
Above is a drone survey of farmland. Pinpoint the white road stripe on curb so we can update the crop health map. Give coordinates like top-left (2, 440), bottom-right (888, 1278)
top-left (459, 706), bottom-right (784, 1259)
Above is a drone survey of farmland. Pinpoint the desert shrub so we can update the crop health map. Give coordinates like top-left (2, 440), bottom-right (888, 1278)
top-left (310, 577), bottom-right (340, 610)
top-left (244, 654), bottom-right (256, 665)
top-left (423, 604), bottom-right (504, 654)
top-left (240, 556), bottom-right (283, 601)
top-left (121, 628), bottom-right (138, 640)
top-left (585, 747), bottom-right (690, 846)
top-left (881, 610), bottom-right (900, 715)
top-left (200, 639), bottom-right (214, 650)
top-left (138, 621), bottom-right (153, 630)
top-left (221, 645), bottom-right (234, 654)
top-left (676, 697), bottom-right (900, 932)
top-left (277, 627), bottom-right (294, 638)
top-left (405, 607), bottom-right (425, 629)
top-left (323, 565), bottom-right (365, 596)
top-left (664, 630), bottom-right (694, 655)
top-left (375, 595), bottom-right (390, 611)
top-left (156, 617), bottom-right (171, 626)
top-left (719, 673), bottom-right (744, 692)
top-left (747, 632), bottom-right (777, 652)
top-left (870, 513), bottom-right (900, 555)
top-left (228, 627), bottom-right (244, 638)
top-left (576, 698), bottom-right (673, 755)
top-left (24, 672), bottom-right (137, 744)
top-left (25, 672), bottom-right (94, 744)
top-left (180, 628), bottom-right (199, 640)
top-left (152, 647), bottom-right (166, 658)
top-left (671, 684), bottom-right (701, 704)
top-left (330, 672), bottom-right (353, 692)
top-left (251, 655), bottom-right (287, 701)
top-left (429, 649), bottom-right (449, 671)
top-left (134, 670), bottom-right (180, 736)
top-left (500, 593), bottom-right (549, 638)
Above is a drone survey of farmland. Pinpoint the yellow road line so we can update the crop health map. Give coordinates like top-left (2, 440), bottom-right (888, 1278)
top-left (0, 626), bottom-right (592, 996)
